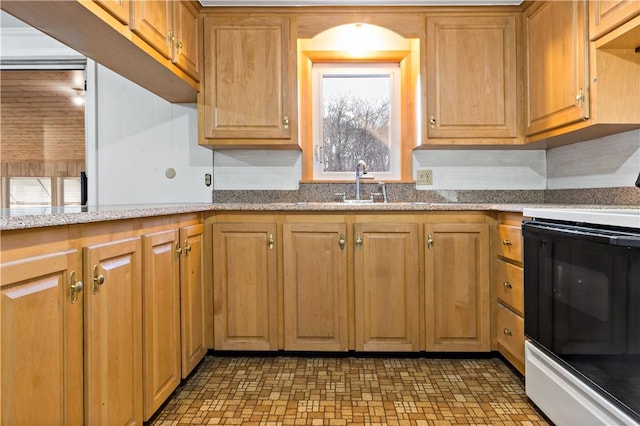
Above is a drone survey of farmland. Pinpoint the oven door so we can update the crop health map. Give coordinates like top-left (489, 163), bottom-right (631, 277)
top-left (523, 221), bottom-right (640, 356)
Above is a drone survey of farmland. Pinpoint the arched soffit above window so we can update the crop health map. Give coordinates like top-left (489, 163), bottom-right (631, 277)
top-left (296, 14), bottom-right (421, 39)
top-left (300, 23), bottom-right (412, 53)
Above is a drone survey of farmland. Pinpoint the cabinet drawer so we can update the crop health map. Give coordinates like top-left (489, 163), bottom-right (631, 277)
top-left (496, 259), bottom-right (524, 315)
top-left (497, 303), bottom-right (524, 368)
top-left (497, 224), bottom-right (522, 263)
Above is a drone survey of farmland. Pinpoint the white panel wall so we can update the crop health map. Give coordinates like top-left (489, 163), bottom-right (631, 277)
top-left (413, 150), bottom-right (547, 190)
top-left (88, 62), bottom-right (213, 205)
top-left (213, 150), bottom-right (302, 190)
top-left (547, 130), bottom-right (640, 189)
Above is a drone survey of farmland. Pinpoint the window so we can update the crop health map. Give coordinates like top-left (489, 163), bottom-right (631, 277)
top-left (7, 177), bottom-right (81, 207)
top-left (312, 63), bottom-right (401, 181)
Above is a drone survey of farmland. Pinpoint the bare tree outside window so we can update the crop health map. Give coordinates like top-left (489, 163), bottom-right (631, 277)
top-left (313, 64), bottom-right (401, 181)
top-left (322, 93), bottom-right (391, 173)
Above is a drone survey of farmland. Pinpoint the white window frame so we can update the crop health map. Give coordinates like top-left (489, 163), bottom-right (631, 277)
top-left (311, 63), bottom-right (401, 181)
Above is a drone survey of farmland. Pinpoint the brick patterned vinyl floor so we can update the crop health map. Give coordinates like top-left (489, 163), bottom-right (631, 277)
top-left (149, 355), bottom-right (550, 425)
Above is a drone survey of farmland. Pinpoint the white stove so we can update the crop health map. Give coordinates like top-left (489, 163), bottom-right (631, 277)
top-left (523, 207), bottom-right (640, 229)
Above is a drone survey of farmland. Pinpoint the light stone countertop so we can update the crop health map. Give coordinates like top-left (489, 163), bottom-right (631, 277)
top-left (0, 202), bottom-right (634, 231)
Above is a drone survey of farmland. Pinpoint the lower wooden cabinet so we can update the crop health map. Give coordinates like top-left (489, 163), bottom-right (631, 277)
top-left (84, 237), bottom-right (143, 426)
top-left (354, 222), bottom-right (420, 352)
top-left (212, 222), bottom-right (278, 350)
top-left (142, 230), bottom-right (181, 421)
top-left (425, 223), bottom-right (491, 351)
top-left (1, 214), bottom-right (205, 425)
top-left (496, 212), bottom-right (526, 373)
top-left (1, 250), bottom-right (84, 425)
top-left (180, 224), bottom-right (207, 377)
top-left (283, 222), bottom-right (348, 351)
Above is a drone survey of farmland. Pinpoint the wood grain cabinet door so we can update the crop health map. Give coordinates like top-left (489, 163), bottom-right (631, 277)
top-left (589, 0), bottom-right (640, 40)
top-left (283, 223), bottom-right (348, 351)
top-left (142, 230), bottom-right (181, 421)
top-left (354, 223), bottom-right (420, 352)
top-left (94, 0), bottom-right (130, 24)
top-left (180, 224), bottom-right (207, 377)
top-left (84, 237), bottom-right (143, 426)
top-left (212, 223), bottom-right (278, 350)
top-left (425, 223), bottom-right (490, 352)
top-left (525, 0), bottom-right (589, 136)
top-left (425, 15), bottom-right (518, 141)
top-left (1, 250), bottom-right (83, 425)
top-left (172, 1), bottom-right (200, 81)
top-left (204, 16), bottom-right (292, 140)
top-left (130, 0), bottom-right (172, 60)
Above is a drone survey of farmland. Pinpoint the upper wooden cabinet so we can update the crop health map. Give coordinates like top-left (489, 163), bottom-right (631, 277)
top-left (173, 1), bottom-right (200, 81)
top-left (525, 1), bottom-right (590, 136)
top-left (130, 1), bottom-right (200, 81)
top-left (525, 0), bottom-right (640, 144)
top-left (589, 0), bottom-right (640, 40)
top-left (94, 0), bottom-right (130, 24)
top-left (0, 1), bottom-right (198, 102)
top-left (424, 15), bottom-right (519, 145)
top-left (130, 0), bottom-right (173, 59)
top-left (201, 15), bottom-right (298, 148)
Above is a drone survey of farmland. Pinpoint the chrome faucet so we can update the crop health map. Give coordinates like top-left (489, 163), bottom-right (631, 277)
top-left (355, 160), bottom-right (368, 200)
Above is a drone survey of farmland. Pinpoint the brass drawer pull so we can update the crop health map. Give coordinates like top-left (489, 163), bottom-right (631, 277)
top-left (503, 328), bottom-right (513, 336)
top-left (339, 234), bottom-right (345, 251)
top-left (502, 239), bottom-right (512, 246)
top-left (69, 271), bottom-right (83, 304)
top-left (503, 281), bottom-right (512, 289)
top-left (93, 265), bottom-right (105, 295)
top-left (268, 234), bottom-right (275, 250)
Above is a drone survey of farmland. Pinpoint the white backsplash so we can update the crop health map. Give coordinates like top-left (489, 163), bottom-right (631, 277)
top-left (413, 149), bottom-right (547, 190)
top-left (213, 150), bottom-right (302, 190)
top-left (546, 129), bottom-right (640, 190)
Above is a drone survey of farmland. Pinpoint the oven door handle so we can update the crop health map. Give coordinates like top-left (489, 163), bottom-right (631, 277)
top-left (610, 235), bottom-right (640, 248)
top-left (524, 222), bottom-right (640, 248)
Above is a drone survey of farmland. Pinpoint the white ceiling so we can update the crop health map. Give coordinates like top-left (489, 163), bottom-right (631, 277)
top-left (199, 0), bottom-right (522, 6)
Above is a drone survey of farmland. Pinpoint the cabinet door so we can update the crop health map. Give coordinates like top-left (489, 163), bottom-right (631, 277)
top-left (590, 0), bottom-right (640, 40)
top-left (525, 1), bottom-right (589, 135)
top-left (130, 0), bottom-right (172, 59)
top-left (354, 223), bottom-right (420, 351)
top-left (212, 223), bottom-right (278, 350)
top-left (173, 1), bottom-right (200, 81)
top-left (142, 230), bottom-right (181, 421)
top-left (84, 237), bottom-right (143, 426)
top-left (283, 223), bottom-right (348, 351)
top-left (94, 0), bottom-right (130, 24)
top-left (425, 15), bottom-right (517, 141)
top-left (1, 250), bottom-right (83, 425)
top-left (425, 223), bottom-right (490, 351)
top-left (204, 16), bottom-right (292, 140)
top-left (180, 224), bottom-right (207, 377)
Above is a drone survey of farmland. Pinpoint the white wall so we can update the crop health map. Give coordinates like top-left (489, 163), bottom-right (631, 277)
top-left (213, 150), bottom-right (302, 190)
top-left (413, 149), bottom-right (547, 190)
top-left (546, 129), bottom-right (640, 190)
top-left (87, 61), bottom-right (213, 205)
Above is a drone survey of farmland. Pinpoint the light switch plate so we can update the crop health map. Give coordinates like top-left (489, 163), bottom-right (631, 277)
top-left (416, 169), bottom-right (433, 185)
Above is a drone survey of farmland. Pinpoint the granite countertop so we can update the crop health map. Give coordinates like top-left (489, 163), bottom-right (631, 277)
top-left (1, 202), bottom-right (637, 231)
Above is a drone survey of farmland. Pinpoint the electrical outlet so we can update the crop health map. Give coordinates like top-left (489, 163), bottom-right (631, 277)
top-left (416, 169), bottom-right (433, 185)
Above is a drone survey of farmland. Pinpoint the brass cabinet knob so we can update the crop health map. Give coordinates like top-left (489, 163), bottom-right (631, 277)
top-left (355, 235), bottom-right (363, 249)
top-left (338, 234), bottom-right (345, 251)
top-left (268, 234), bottom-right (275, 250)
top-left (69, 271), bottom-right (83, 304)
top-left (503, 281), bottom-right (512, 289)
top-left (503, 328), bottom-right (513, 336)
top-left (92, 265), bottom-right (105, 295)
top-left (184, 239), bottom-right (192, 254)
top-left (502, 239), bottom-right (512, 246)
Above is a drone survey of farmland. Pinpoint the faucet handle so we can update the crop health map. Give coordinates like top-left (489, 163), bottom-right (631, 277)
top-left (378, 182), bottom-right (388, 203)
